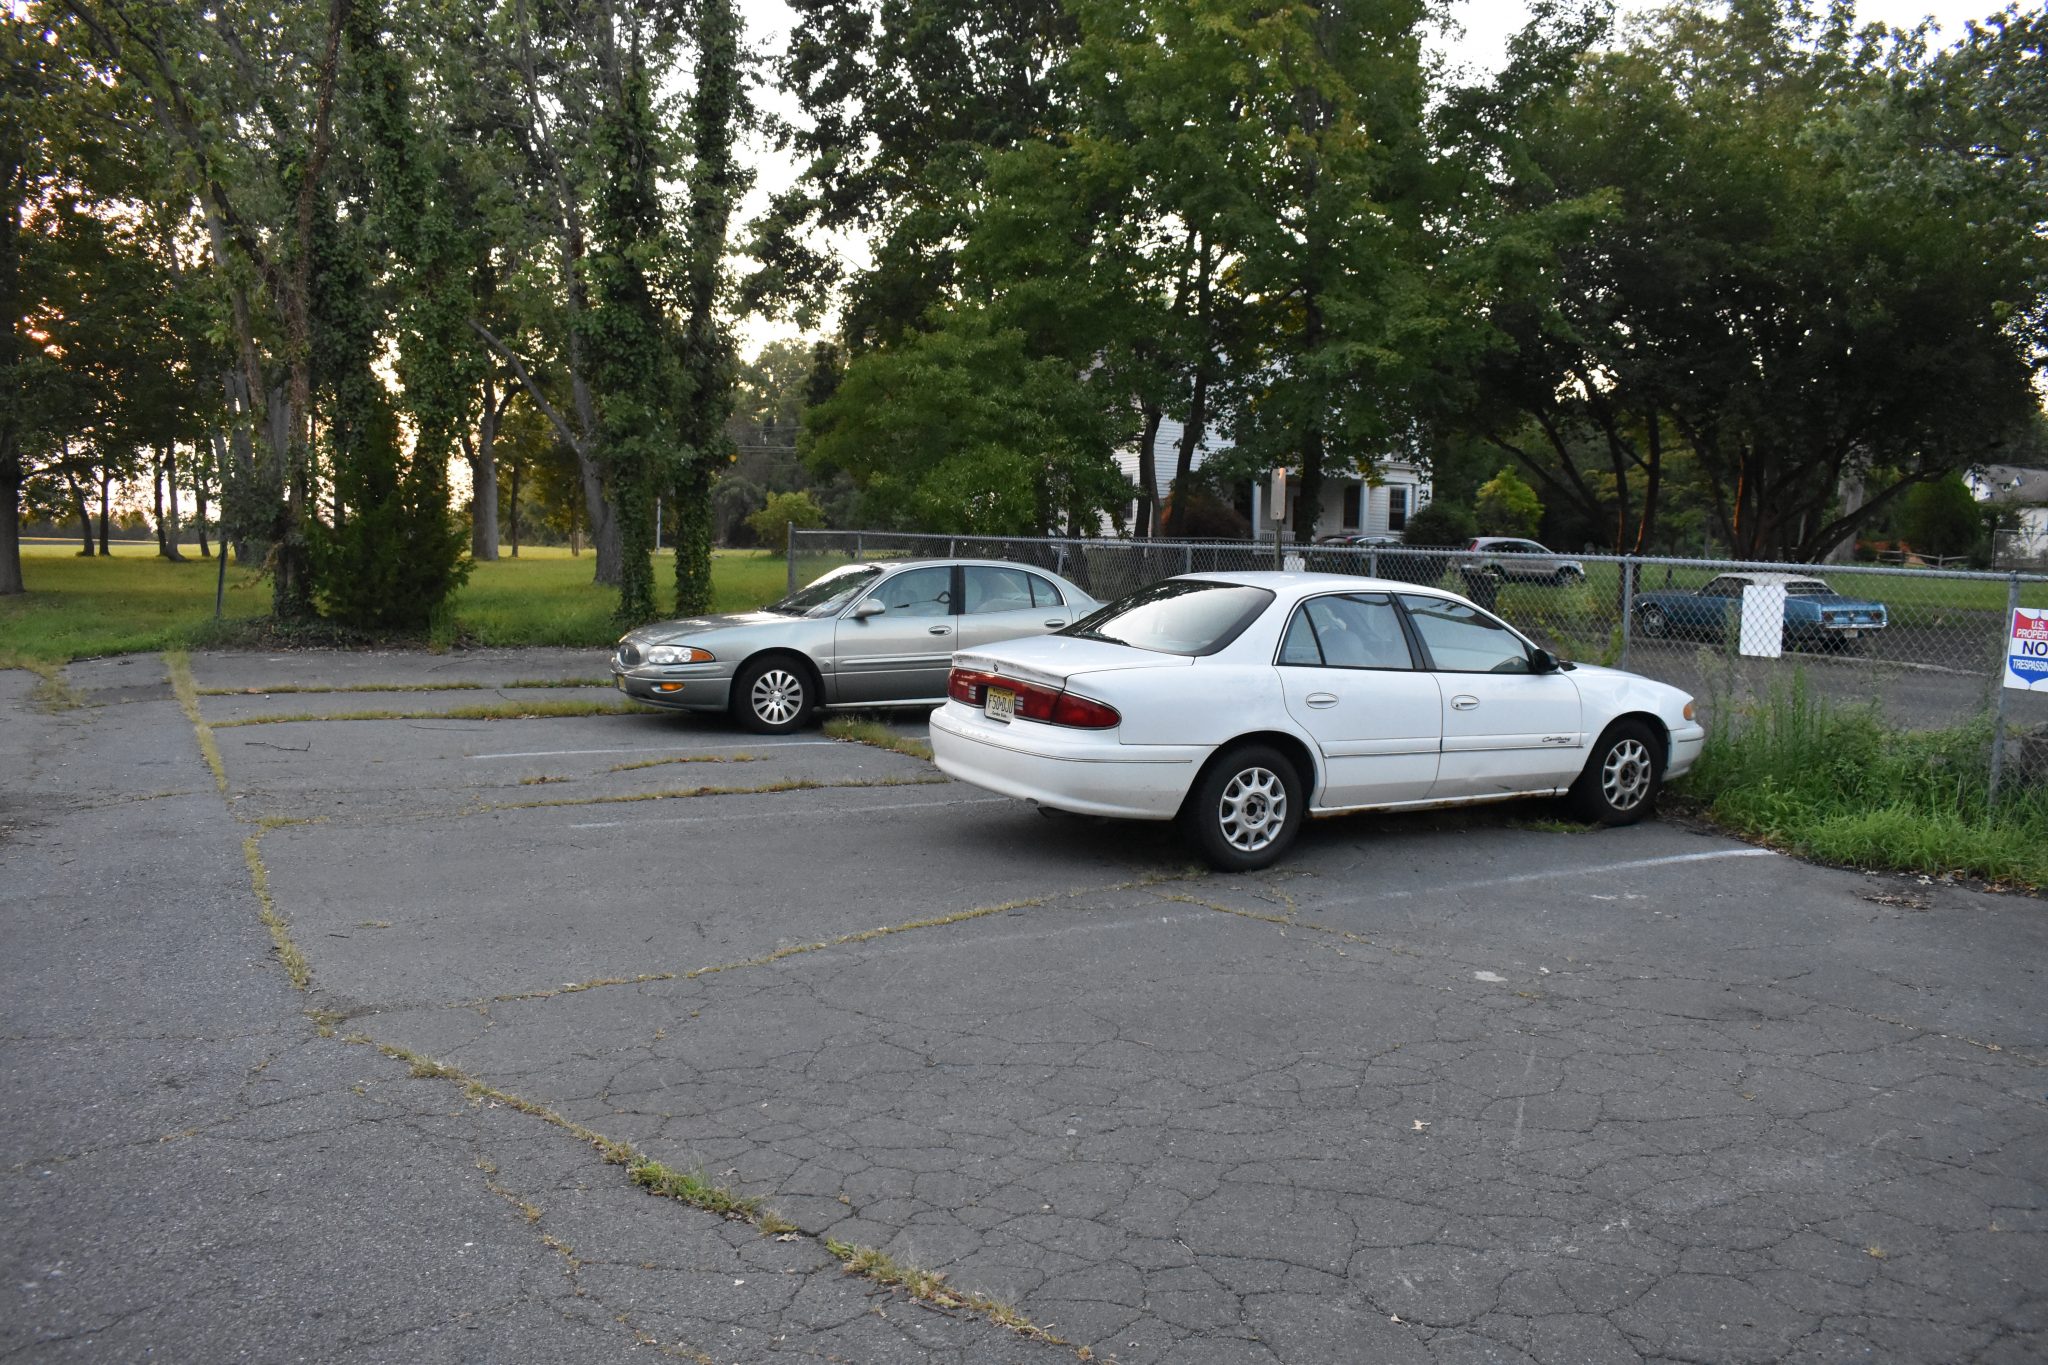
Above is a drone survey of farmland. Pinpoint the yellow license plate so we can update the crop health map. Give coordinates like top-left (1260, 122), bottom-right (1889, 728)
top-left (985, 686), bottom-right (1015, 723)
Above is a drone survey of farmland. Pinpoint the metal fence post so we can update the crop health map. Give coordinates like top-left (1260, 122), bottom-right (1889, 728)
top-left (786, 524), bottom-right (798, 596)
top-left (1989, 572), bottom-right (2020, 812)
top-left (1183, 544), bottom-right (1193, 575)
top-left (1619, 557), bottom-right (1635, 671)
top-left (854, 532), bottom-right (864, 562)
top-left (1368, 548), bottom-right (1380, 579)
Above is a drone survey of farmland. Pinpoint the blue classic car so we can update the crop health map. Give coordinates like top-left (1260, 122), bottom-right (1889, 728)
top-left (1633, 571), bottom-right (1889, 650)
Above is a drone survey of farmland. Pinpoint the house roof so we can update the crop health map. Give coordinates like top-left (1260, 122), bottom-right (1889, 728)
top-left (1970, 464), bottom-right (2048, 505)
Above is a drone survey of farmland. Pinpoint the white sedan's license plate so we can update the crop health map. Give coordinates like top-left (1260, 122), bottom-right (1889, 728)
top-left (985, 686), bottom-right (1016, 723)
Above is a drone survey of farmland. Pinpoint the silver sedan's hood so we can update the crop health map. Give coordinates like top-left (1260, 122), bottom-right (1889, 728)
top-left (623, 610), bottom-right (794, 646)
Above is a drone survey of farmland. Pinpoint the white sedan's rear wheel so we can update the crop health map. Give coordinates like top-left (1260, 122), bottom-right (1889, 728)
top-left (1182, 744), bottom-right (1304, 872)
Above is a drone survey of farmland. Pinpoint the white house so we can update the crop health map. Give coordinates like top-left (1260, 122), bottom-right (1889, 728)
top-left (1965, 464), bottom-right (2048, 563)
top-left (1114, 417), bottom-right (1433, 539)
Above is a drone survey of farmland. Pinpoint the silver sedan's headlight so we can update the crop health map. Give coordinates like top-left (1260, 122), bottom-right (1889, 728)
top-left (645, 645), bottom-right (715, 665)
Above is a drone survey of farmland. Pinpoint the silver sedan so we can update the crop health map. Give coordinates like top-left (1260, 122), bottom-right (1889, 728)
top-left (610, 559), bottom-right (1100, 733)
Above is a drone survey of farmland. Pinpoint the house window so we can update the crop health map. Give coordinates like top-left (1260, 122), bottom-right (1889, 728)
top-left (1342, 485), bottom-right (1363, 530)
top-left (1388, 486), bottom-right (1409, 532)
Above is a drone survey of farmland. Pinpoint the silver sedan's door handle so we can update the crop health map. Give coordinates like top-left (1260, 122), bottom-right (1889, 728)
top-left (1305, 692), bottom-right (1339, 709)
top-left (928, 625), bottom-right (953, 636)
top-left (1451, 694), bottom-right (1480, 710)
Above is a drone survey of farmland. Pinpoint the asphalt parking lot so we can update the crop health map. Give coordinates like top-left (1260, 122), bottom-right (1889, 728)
top-left (5, 648), bottom-right (2045, 1363)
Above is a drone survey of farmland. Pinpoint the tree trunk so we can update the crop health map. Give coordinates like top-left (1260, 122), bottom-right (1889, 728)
top-left (0, 427), bottom-right (21, 593)
top-left (1134, 402), bottom-right (1162, 538)
top-left (67, 467), bottom-right (93, 555)
top-left (153, 449), bottom-right (167, 555)
top-left (195, 438), bottom-right (213, 558)
top-left (1168, 239), bottom-right (1215, 535)
top-left (97, 468), bottom-right (111, 555)
top-left (1292, 293), bottom-right (1326, 547)
top-left (468, 372), bottom-right (506, 561)
top-left (163, 442), bottom-right (185, 559)
top-left (506, 459), bottom-right (521, 558)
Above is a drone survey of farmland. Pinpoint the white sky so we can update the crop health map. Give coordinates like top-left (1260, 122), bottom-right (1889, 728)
top-left (729, 0), bottom-right (2004, 354)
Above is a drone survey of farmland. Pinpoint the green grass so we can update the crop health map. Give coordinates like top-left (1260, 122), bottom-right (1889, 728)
top-left (1681, 673), bottom-right (2048, 887)
top-left (0, 540), bottom-right (803, 663)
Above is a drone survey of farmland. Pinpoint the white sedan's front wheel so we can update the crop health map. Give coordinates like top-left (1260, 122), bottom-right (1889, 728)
top-left (1182, 744), bottom-right (1304, 872)
top-left (1569, 720), bottom-right (1662, 825)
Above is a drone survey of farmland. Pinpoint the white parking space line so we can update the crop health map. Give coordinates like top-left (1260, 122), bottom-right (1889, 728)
top-left (471, 741), bottom-right (847, 761)
top-left (1363, 846), bottom-right (1777, 902)
top-left (569, 794), bottom-right (1009, 830)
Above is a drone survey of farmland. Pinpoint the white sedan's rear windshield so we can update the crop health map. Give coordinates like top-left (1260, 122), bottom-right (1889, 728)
top-left (1064, 581), bottom-right (1274, 656)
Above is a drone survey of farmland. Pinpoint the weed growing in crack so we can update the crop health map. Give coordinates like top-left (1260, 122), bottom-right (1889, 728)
top-left (822, 716), bottom-right (934, 761)
top-left (211, 699), bottom-right (638, 728)
top-left (166, 652), bottom-right (227, 792)
top-left (242, 830), bottom-right (311, 990)
top-left (479, 773), bottom-right (946, 813)
top-left (3, 653), bottom-right (85, 711)
top-left (197, 681), bottom-right (487, 696)
top-left (627, 1158), bottom-right (761, 1219)
top-left (823, 1240), bottom-right (1067, 1347)
top-left (608, 753), bottom-right (762, 772)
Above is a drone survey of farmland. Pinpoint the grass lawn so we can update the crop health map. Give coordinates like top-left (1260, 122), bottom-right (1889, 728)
top-left (0, 540), bottom-right (807, 664)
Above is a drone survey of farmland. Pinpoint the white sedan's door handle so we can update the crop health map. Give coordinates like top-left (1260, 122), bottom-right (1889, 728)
top-left (1306, 692), bottom-right (1339, 709)
top-left (1044, 618), bottom-right (1065, 628)
top-left (1451, 694), bottom-right (1480, 710)
top-left (928, 625), bottom-right (953, 636)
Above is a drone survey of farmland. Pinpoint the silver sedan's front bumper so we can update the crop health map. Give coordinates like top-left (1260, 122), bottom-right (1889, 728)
top-left (609, 656), bottom-right (734, 713)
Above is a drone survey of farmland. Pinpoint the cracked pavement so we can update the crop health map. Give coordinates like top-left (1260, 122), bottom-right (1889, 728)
top-left (3, 648), bottom-right (2044, 1363)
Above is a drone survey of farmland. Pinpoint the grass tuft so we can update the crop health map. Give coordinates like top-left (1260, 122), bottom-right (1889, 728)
top-left (1683, 673), bottom-right (2048, 886)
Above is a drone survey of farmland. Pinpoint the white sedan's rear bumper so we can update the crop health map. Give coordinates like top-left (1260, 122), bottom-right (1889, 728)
top-left (929, 703), bottom-right (1207, 820)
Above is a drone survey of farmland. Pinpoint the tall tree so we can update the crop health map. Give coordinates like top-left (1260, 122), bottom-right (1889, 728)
top-left (1445, 0), bottom-right (2047, 558)
top-left (672, 0), bottom-right (747, 615)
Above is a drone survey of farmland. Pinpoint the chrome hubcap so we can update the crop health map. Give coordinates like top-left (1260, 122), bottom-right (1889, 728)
top-left (751, 669), bottom-right (803, 725)
top-left (1601, 739), bottom-right (1653, 812)
top-left (1217, 766), bottom-right (1288, 853)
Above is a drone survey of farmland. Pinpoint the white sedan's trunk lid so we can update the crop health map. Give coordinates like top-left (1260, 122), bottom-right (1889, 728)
top-left (954, 635), bottom-right (1192, 691)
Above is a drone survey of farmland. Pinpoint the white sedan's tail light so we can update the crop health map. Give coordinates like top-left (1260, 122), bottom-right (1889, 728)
top-left (948, 667), bottom-right (1121, 729)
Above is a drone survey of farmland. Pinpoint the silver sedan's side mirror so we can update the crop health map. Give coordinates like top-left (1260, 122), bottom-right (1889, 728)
top-left (850, 599), bottom-right (886, 620)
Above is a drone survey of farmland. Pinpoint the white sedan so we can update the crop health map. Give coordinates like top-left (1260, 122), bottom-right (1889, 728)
top-left (929, 572), bottom-right (1705, 870)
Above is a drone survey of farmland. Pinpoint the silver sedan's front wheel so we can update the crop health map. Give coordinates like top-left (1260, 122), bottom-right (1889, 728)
top-left (1183, 744), bottom-right (1304, 871)
top-left (732, 656), bottom-right (817, 734)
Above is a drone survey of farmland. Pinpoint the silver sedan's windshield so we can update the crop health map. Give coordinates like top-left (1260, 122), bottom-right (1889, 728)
top-left (768, 565), bottom-right (884, 618)
top-left (1065, 580), bottom-right (1275, 656)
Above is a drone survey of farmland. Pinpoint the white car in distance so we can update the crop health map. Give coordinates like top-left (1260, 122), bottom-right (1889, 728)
top-left (929, 572), bottom-right (1705, 870)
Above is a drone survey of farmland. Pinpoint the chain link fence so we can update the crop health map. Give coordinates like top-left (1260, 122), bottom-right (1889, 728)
top-left (788, 528), bottom-right (2048, 791)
